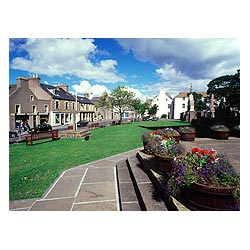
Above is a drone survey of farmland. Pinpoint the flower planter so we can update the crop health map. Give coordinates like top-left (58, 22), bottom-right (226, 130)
top-left (180, 132), bottom-right (196, 141)
top-left (182, 182), bottom-right (240, 211)
top-left (172, 135), bottom-right (180, 142)
top-left (212, 131), bottom-right (229, 140)
top-left (154, 153), bottom-right (175, 174)
top-left (142, 140), bottom-right (155, 155)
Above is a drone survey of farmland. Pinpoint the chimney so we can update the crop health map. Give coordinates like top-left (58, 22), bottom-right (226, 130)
top-left (28, 73), bottom-right (41, 90)
top-left (57, 83), bottom-right (68, 92)
top-left (16, 76), bottom-right (28, 88)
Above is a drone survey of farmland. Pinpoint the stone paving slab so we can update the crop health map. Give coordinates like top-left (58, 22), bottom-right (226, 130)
top-left (72, 201), bottom-right (117, 211)
top-left (9, 198), bottom-right (38, 211)
top-left (83, 167), bottom-right (114, 183)
top-left (75, 182), bottom-right (116, 204)
top-left (44, 175), bottom-right (83, 199)
top-left (30, 197), bottom-right (75, 211)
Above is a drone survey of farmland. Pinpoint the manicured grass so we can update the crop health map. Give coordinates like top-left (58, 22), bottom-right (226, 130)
top-left (9, 119), bottom-right (191, 200)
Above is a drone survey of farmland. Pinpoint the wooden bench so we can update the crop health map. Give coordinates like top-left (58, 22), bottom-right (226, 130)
top-left (88, 123), bottom-right (100, 130)
top-left (25, 130), bottom-right (59, 146)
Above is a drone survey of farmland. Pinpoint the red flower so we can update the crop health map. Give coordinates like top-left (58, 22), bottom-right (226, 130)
top-left (202, 150), bottom-right (209, 155)
top-left (209, 150), bottom-right (216, 155)
top-left (192, 147), bottom-right (200, 153)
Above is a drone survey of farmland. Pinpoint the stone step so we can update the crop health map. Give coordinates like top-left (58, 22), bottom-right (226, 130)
top-left (126, 156), bottom-right (169, 211)
top-left (136, 152), bottom-right (179, 211)
top-left (116, 160), bottom-right (141, 211)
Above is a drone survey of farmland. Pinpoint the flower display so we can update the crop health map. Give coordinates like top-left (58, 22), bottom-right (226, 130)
top-left (166, 147), bottom-right (240, 196)
top-left (177, 126), bottom-right (196, 133)
top-left (142, 128), bottom-right (180, 154)
top-left (210, 124), bottom-right (229, 132)
top-left (154, 137), bottom-right (186, 158)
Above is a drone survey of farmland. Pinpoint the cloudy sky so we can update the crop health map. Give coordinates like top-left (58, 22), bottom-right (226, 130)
top-left (9, 38), bottom-right (240, 100)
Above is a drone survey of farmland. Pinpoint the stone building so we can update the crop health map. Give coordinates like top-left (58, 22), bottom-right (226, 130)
top-left (9, 75), bottom-right (94, 130)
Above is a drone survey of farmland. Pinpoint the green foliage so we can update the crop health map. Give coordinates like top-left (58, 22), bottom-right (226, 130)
top-left (148, 104), bottom-right (158, 115)
top-left (207, 69), bottom-right (240, 109)
top-left (110, 86), bottom-right (135, 124)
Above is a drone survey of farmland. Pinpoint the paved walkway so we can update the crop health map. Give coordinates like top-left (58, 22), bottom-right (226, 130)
top-left (9, 137), bottom-right (240, 211)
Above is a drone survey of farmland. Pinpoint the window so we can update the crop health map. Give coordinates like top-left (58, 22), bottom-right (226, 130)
top-left (15, 104), bottom-right (21, 113)
top-left (65, 114), bottom-right (69, 122)
top-left (182, 97), bottom-right (185, 101)
top-left (55, 100), bottom-right (59, 109)
top-left (73, 103), bottom-right (75, 110)
top-left (30, 95), bottom-right (34, 102)
top-left (44, 105), bottom-right (49, 113)
top-left (65, 102), bottom-right (68, 109)
top-left (55, 114), bottom-right (60, 124)
top-left (32, 105), bottom-right (37, 113)
top-left (168, 104), bottom-right (171, 108)
top-left (182, 104), bottom-right (185, 108)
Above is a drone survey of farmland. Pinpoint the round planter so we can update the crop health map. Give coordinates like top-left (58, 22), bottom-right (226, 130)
top-left (212, 130), bottom-right (229, 140)
top-left (154, 153), bottom-right (175, 174)
top-left (182, 182), bottom-right (240, 211)
top-left (172, 135), bottom-right (180, 142)
top-left (142, 140), bottom-right (155, 155)
top-left (180, 132), bottom-right (196, 141)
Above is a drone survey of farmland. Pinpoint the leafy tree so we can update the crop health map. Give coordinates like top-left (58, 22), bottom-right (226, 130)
top-left (207, 69), bottom-right (240, 109)
top-left (192, 92), bottom-right (209, 111)
top-left (110, 86), bottom-right (135, 124)
top-left (131, 98), bottom-right (150, 118)
top-left (148, 104), bottom-right (158, 115)
top-left (96, 91), bottom-right (112, 120)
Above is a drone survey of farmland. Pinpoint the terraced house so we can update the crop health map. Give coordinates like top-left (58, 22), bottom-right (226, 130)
top-left (9, 74), bottom-right (94, 130)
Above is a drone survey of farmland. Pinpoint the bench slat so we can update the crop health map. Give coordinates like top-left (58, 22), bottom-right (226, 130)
top-left (25, 130), bottom-right (58, 146)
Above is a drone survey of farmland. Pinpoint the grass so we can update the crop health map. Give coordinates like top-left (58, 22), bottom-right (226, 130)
top-left (9, 119), bottom-right (191, 200)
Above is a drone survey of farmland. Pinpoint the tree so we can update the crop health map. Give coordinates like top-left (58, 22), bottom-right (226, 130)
top-left (110, 86), bottom-right (135, 124)
top-left (148, 104), bottom-right (158, 116)
top-left (207, 69), bottom-right (240, 110)
top-left (191, 92), bottom-right (209, 111)
top-left (131, 99), bottom-right (150, 119)
top-left (96, 91), bottom-right (112, 120)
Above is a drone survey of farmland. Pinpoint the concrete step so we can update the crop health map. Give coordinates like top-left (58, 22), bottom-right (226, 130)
top-left (136, 152), bottom-right (178, 211)
top-left (116, 160), bottom-right (141, 211)
top-left (116, 154), bottom-right (176, 211)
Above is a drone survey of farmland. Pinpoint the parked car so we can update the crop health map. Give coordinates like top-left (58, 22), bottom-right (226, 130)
top-left (9, 131), bottom-right (18, 138)
top-left (77, 120), bottom-right (88, 127)
top-left (142, 116), bottom-right (150, 121)
top-left (31, 123), bottom-right (52, 132)
top-left (151, 116), bottom-right (158, 121)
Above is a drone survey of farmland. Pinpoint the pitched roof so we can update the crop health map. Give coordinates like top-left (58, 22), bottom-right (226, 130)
top-left (174, 91), bottom-right (208, 98)
top-left (77, 96), bottom-right (94, 104)
top-left (40, 84), bottom-right (75, 101)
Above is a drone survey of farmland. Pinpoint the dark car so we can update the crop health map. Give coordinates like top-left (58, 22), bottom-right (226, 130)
top-left (9, 131), bottom-right (18, 138)
top-left (31, 123), bottom-right (52, 132)
top-left (77, 120), bottom-right (88, 127)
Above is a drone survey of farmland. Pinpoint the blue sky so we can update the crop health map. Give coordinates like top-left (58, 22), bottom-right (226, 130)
top-left (9, 38), bottom-right (240, 100)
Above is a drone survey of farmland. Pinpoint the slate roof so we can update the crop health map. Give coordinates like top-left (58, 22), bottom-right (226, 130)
top-left (40, 84), bottom-right (75, 101)
top-left (76, 96), bottom-right (94, 105)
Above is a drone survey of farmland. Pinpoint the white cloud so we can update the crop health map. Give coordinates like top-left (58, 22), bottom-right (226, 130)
top-left (116, 38), bottom-right (240, 79)
top-left (123, 85), bottom-right (146, 102)
top-left (10, 38), bottom-right (125, 83)
top-left (72, 80), bottom-right (110, 98)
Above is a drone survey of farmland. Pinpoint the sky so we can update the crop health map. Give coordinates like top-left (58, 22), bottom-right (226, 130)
top-left (9, 38), bottom-right (240, 101)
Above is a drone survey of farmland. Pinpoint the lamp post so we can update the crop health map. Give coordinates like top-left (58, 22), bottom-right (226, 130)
top-left (75, 90), bottom-right (78, 131)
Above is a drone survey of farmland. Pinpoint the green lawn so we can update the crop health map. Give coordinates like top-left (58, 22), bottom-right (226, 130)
top-left (9, 120), bottom-right (190, 200)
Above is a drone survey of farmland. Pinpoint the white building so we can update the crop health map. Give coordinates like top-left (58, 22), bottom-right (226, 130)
top-left (151, 89), bottom-right (173, 118)
top-left (173, 92), bottom-right (208, 119)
